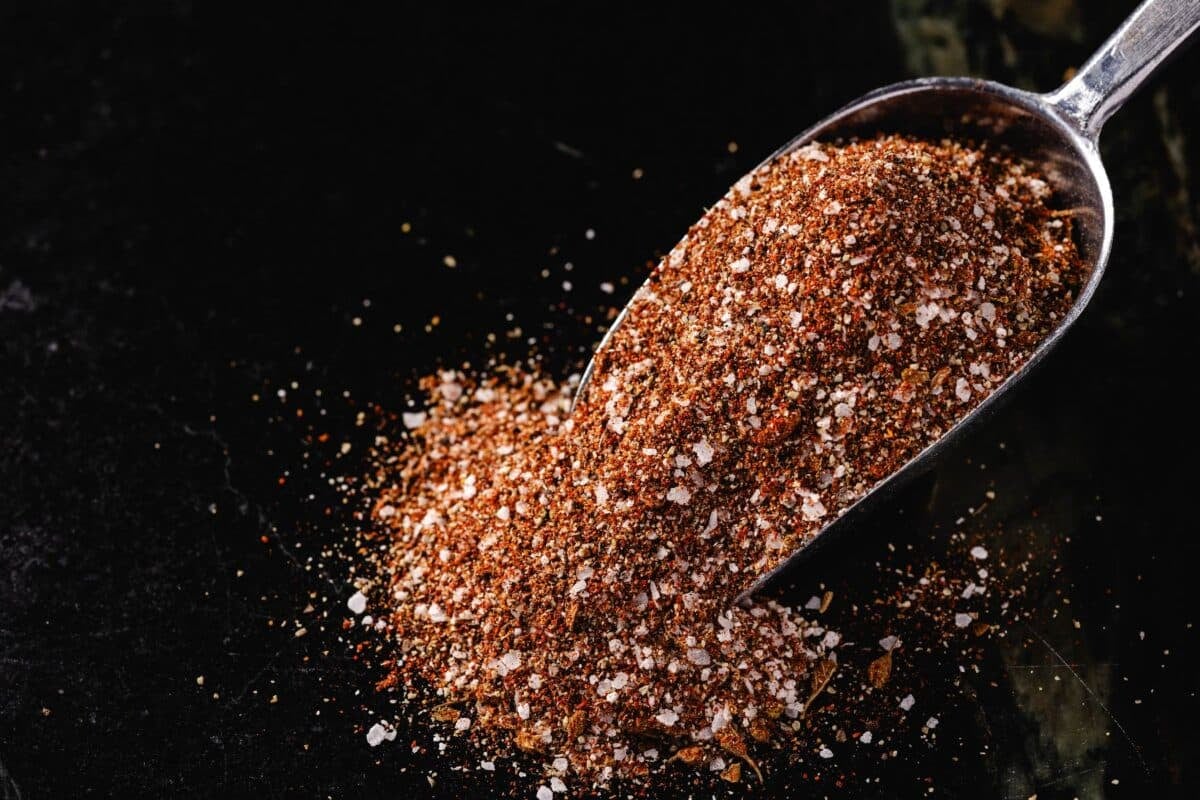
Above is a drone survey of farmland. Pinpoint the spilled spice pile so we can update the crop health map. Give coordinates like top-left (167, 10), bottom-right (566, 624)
top-left (350, 134), bottom-right (1086, 793)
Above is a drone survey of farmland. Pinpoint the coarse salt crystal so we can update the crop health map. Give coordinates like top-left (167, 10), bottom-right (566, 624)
top-left (550, 777), bottom-right (567, 793)
top-left (711, 705), bottom-right (732, 731)
top-left (819, 747), bottom-right (834, 759)
top-left (655, 709), bottom-right (679, 726)
top-left (666, 486), bottom-right (691, 504)
top-left (926, 716), bottom-right (939, 729)
top-left (686, 648), bottom-right (712, 666)
top-left (494, 650), bottom-right (522, 676)
top-left (454, 716), bottom-right (472, 732)
top-left (537, 786), bottom-right (553, 800)
top-left (970, 545), bottom-right (989, 560)
top-left (955, 378), bottom-right (972, 402)
top-left (402, 411), bottom-right (427, 429)
top-left (954, 613), bottom-right (972, 628)
top-left (798, 143), bottom-right (829, 161)
top-left (915, 303), bottom-right (940, 328)
top-left (730, 257), bottom-right (751, 273)
top-left (552, 757), bottom-right (569, 772)
top-left (860, 731), bottom-right (873, 744)
top-left (365, 722), bottom-right (396, 747)
top-left (801, 495), bottom-right (827, 521)
top-left (480, 761), bottom-right (495, 771)
top-left (692, 438), bottom-right (714, 465)
top-left (879, 635), bottom-right (900, 652)
top-left (594, 484), bottom-right (609, 505)
top-left (347, 591), bottom-right (367, 615)
top-left (899, 694), bottom-right (915, 711)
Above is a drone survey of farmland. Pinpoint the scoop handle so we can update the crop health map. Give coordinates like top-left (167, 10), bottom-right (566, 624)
top-left (1047, 0), bottom-right (1200, 139)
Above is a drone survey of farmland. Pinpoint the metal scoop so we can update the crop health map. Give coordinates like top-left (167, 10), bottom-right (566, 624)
top-left (575, 0), bottom-right (1200, 597)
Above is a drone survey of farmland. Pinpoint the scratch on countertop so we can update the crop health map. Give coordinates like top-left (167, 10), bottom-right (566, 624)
top-left (0, 751), bottom-right (23, 800)
top-left (1025, 625), bottom-right (1150, 776)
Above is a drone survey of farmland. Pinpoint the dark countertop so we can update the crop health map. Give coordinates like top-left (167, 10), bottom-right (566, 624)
top-left (2, 3), bottom-right (1198, 797)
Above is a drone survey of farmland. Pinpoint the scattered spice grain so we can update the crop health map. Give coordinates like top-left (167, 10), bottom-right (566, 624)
top-left (355, 134), bottom-right (1086, 792)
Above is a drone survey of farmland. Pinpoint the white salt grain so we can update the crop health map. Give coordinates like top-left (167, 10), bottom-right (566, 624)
top-left (366, 722), bottom-right (396, 747)
top-left (899, 694), bottom-right (915, 711)
top-left (666, 486), bottom-right (692, 505)
top-left (347, 591), bottom-right (367, 615)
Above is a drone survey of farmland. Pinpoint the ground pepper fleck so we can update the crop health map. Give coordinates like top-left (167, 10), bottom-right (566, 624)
top-left (355, 134), bottom-right (1085, 792)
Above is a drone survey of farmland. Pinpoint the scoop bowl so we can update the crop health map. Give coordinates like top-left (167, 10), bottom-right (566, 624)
top-left (572, 0), bottom-right (1200, 598)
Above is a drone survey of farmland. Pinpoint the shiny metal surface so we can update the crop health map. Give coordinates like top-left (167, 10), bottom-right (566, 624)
top-left (571, 0), bottom-right (1200, 598)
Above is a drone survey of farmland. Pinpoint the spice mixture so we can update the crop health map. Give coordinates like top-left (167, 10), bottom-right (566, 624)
top-left (350, 134), bottom-right (1086, 792)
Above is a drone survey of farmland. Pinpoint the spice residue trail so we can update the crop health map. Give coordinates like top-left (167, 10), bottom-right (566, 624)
top-left (354, 134), bottom-right (1086, 790)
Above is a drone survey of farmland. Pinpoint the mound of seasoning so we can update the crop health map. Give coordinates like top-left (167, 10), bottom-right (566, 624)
top-left (354, 134), bottom-right (1086, 791)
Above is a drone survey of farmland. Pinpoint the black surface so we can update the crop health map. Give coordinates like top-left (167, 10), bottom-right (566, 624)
top-left (2, 3), bottom-right (1199, 798)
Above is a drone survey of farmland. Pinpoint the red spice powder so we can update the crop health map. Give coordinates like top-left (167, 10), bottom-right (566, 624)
top-left (352, 134), bottom-right (1086, 792)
